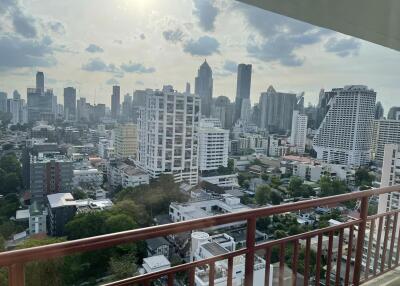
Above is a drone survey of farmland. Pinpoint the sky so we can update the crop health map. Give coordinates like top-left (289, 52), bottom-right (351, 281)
top-left (0, 0), bottom-right (400, 113)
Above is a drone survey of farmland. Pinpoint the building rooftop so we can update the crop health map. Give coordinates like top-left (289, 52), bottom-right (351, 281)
top-left (47, 193), bottom-right (76, 208)
top-left (143, 255), bottom-right (171, 269)
top-left (201, 242), bottom-right (229, 256)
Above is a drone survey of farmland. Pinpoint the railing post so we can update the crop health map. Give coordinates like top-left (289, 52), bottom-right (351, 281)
top-left (244, 217), bottom-right (256, 286)
top-left (8, 263), bottom-right (24, 286)
top-left (353, 196), bottom-right (368, 286)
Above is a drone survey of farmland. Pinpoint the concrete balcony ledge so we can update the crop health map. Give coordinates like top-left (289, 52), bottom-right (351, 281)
top-left (363, 267), bottom-right (400, 286)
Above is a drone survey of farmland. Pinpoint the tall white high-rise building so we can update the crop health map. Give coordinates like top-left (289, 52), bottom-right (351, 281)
top-left (372, 119), bottom-right (400, 162)
top-left (198, 120), bottom-right (229, 171)
top-left (378, 144), bottom-right (400, 230)
top-left (137, 86), bottom-right (200, 185)
top-left (312, 85), bottom-right (376, 166)
top-left (290, 110), bottom-right (308, 154)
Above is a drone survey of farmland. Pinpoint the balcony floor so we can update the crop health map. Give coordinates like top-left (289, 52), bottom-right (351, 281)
top-left (363, 267), bottom-right (400, 286)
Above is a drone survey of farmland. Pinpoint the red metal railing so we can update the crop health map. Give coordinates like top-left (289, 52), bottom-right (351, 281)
top-left (1, 185), bottom-right (400, 286)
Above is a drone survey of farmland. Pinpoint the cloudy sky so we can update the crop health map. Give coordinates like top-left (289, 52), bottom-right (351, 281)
top-left (1, 0), bottom-right (400, 112)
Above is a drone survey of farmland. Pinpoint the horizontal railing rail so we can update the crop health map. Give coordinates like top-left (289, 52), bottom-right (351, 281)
top-left (1, 185), bottom-right (399, 286)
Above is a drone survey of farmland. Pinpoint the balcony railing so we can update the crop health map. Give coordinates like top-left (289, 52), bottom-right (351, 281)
top-left (1, 185), bottom-right (400, 286)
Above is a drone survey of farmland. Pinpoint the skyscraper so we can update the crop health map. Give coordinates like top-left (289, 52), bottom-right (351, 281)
top-left (234, 64), bottom-right (252, 123)
top-left (36, 71), bottom-right (44, 92)
top-left (290, 110), bottom-right (308, 155)
top-left (111, 85), bottom-right (120, 119)
top-left (259, 85), bottom-right (297, 133)
top-left (122, 94), bottom-right (132, 121)
top-left (313, 85), bottom-right (376, 166)
top-left (195, 60), bottom-right (213, 117)
top-left (378, 144), bottom-right (400, 213)
top-left (0, 92), bottom-right (7, 113)
top-left (137, 86), bottom-right (200, 185)
top-left (114, 123), bottom-right (137, 159)
top-left (374, 101), bottom-right (384, 119)
top-left (316, 89), bottom-right (335, 129)
top-left (64, 87), bottom-right (76, 121)
top-left (388, 107), bottom-right (400, 120)
top-left (211, 96), bottom-right (233, 130)
top-left (372, 119), bottom-right (400, 162)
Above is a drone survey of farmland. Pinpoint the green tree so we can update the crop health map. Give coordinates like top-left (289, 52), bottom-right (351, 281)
top-left (17, 237), bottom-right (66, 286)
top-left (0, 153), bottom-right (21, 174)
top-left (255, 185), bottom-right (271, 205)
top-left (288, 176), bottom-right (303, 196)
top-left (319, 176), bottom-right (349, 197)
top-left (108, 254), bottom-right (138, 281)
top-left (270, 190), bottom-right (282, 205)
top-left (71, 188), bottom-right (88, 200)
top-left (274, 230), bottom-right (288, 239)
top-left (3, 173), bottom-right (20, 193)
top-left (355, 168), bottom-right (374, 187)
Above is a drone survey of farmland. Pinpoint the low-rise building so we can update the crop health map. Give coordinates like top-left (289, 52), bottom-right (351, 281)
top-left (73, 167), bottom-right (103, 188)
top-left (146, 237), bottom-right (171, 258)
top-left (142, 255), bottom-right (171, 274)
top-left (169, 196), bottom-right (250, 230)
top-left (199, 173), bottom-right (239, 189)
top-left (107, 160), bottom-right (149, 190)
top-left (191, 232), bottom-right (270, 286)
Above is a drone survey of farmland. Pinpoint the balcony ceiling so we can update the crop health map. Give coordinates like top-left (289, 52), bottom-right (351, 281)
top-left (238, 0), bottom-right (400, 51)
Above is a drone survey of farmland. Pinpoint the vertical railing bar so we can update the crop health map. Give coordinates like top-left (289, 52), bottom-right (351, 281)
top-left (264, 247), bottom-right (271, 286)
top-left (344, 225), bottom-right (354, 286)
top-left (353, 196), bottom-right (368, 286)
top-left (396, 214), bottom-right (400, 266)
top-left (335, 228), bottom-right (344, 286)
top-left (244, 217), bottom-right (256, 286)
top-left (326, 231), bottom-right (334, 286)
top-left (291, 240), bottom-right (299, 286)
top-left (167, 273), bottom-right (174, 286)
top-left (373, 216), bottom-right (384, 276)
top-left (380, 214), bottom-right (391, 273)
top-left (365, 218), bottom-right (375, 280)
top-left (388, 213), bottom-right (398, 269)
top-left (8, 263), bottom-right (25, 286)
top-left (227, 257), bottom-right (233, 286)
top-left (315, 234), bottom-right (323, 286)
top-left (279, 242), bottom-right (285, 286)
top-left (189, 267), bottom-right (195, 286)
top-left (303, 237), bottom-right (311, 286)
top-left (209, 262), bottom-right (215, 286)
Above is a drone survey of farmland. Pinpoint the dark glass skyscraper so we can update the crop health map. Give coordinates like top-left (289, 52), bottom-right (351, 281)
top-left (36, 71), bottom-right (44, 92)
top-left (234, 64), bottom-right (252, 123)
top-left (111, 85), bottom-right (120, 119)
top-left (195, 60), bottom-right (213, 117)
top-left (64, 87), bottom-right (76, 121)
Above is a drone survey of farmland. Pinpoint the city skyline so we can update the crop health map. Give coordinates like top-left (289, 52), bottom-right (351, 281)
top-left (1, 0), bottom-right (400, 112)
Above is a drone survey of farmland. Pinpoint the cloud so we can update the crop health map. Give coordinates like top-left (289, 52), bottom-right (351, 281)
top-left (237, 4), bottom-right (331, 66)
top-left (193, 0), bottom-right (219, 32)
top-left (82, 58), bottom-right (119, 74)
top-left (106, 78), bottom-right (119, 85)
top-left (120, 61), bottom-right (155, 73)
top-left (223, 60), bottom-right (237, 73)
top-left (0, 35), bottom-right (56, 69)
top-left (85, 44), bottom-right (104, 53)
top-left (325, 37), bottom-right (361, 57)
top-left (48, 21), bottom-right (66, 35)
top-left (0, 0), bottom-right (38, 38)
top-left (163, 29), bottom-right (184, 43)
top-left (183, 36), bottom-right (220, 56)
